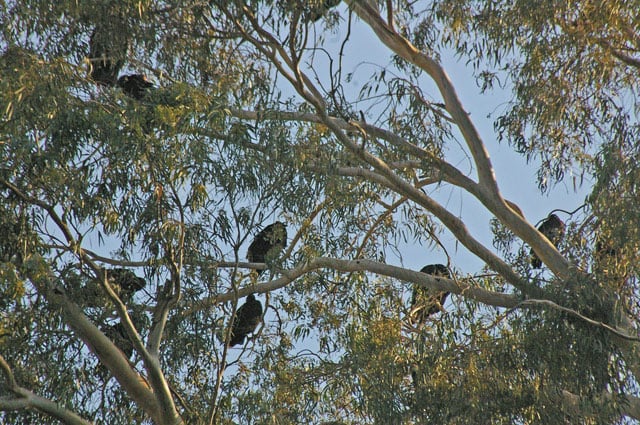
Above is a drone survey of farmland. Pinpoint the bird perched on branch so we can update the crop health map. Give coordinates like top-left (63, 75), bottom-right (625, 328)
top-left (117, 74), bottom-right (154, 100)
top-left (247, 222), bottom-right (287, 276)
top-left (530, 214), bottom-right (565, 269)
top-left (306, 0), bottom-right (342, 22)
top-left (107, 268), bottom-right (146, 301)
top-left (80, 268), bottom-right (146, 307)
top-left (95, 321), bottom-right (134, 380)
top-left (228, 294), bottom-right (263, 347)
top-left (88, 26), bottom-right (127, 86)
top-left (409, 264), bottom-right (451, 325)
top-left (103, 322), bottom-right (134, 359)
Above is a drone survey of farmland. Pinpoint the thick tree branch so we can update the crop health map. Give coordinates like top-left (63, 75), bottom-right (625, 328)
top-left (23, 255), bottom-right (183, 425)
top-left (346, 2), bottom-right (573, 279)
top-left (0, 355), bottom-right (94, 425)
top-left (183, 256), bottom-right (520, 317)
top-left (0, 178), bottom-right (181, 424)
top-left (348, 1), bottom-right (498, 194)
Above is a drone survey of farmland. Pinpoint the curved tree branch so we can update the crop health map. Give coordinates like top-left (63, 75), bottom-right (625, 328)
top-left (183, 256), bottom-right (521, 317)
top-left (346, 1), bottom-right (573, 279)
top-left (0, 355), bottom-right (94, 425)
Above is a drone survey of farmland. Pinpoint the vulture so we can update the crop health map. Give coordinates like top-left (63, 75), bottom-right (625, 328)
top-left (530, 214), bottom-right (565, 269)
top-left (409, 264), bottom-right (451, 324)
top-left (107, 268), bottom-right (147, 301)
top-left (247, 222), bottom-right (287, 276)
top-left (88, 27), bottom-right (127, 87)
top-left (118, 74), bottom-right (154, 100)
top-left (228, 294), bottom-right (263, 347)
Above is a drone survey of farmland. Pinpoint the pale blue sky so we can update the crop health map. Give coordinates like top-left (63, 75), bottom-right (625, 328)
top-left (310, 14), bottom-right (590, 276)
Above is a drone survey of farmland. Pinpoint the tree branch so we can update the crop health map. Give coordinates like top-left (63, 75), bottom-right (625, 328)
top-left (346, 2), bottom-right (573, 279)
top-left (0, 355), bottom-right (94, 425)
top-left (348, 0), bottom-right (498, 194)
top-left (22, 255), bottom-right (174, 424)
top-left (514, 299), bottom-right (640, 341)
top-left (182, 256), bottom-right (520, 317)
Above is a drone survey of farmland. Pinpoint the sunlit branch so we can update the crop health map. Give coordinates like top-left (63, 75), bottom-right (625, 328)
top-left (318, 120), bottom-right (536, 296)
top-left (182, 256), bottom-right (520, 317)
top-left (0, 177), bottom-right (182, 423)
top-left (348, 1), bottom-right (498, 193)
top-left (347, 2), bottom-right (576, 280)
top-left (24, 262), bottom-right (161, 415)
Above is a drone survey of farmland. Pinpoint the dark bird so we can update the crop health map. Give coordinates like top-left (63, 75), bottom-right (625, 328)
top-left (530, 214), bottom-right (565, 269)
top-left (117, 74), bottom-right (154, 100)
top-left (80, 268), bottom-right (146, 307)
top-left (247, 222), bottom-right (287, 276)
top-left (107, 268), bottom-right (146, 301)
top-left (88, 26), bottom-right (127, 86)
top-left (102, 322), bottom-right (134, 359)
top-left (96, 321), bottom-right (135, 380)
top-left (228, 294), bottom-right (263, 347)
top-left (307, 0), bottom-right (342, 22)
top-left (409, 264), bottom-right (451, 324)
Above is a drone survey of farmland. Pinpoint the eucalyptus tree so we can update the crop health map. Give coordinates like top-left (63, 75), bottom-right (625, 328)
top-left (1, 0), bottom-right (639, 424)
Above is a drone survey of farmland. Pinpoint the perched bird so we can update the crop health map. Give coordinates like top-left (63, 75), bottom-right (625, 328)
top-left (87, 27), bottom-right (127, 86)
top-left (117, 74), bottom-right (154, 100)
top-left (247, 222), bottom-right (287, 276)
top-left (594, 238), bottom-right (628, 286)
top-left (228, 294), bottom-right (263, 347)
top-left (307, 0), bottom-right (342, 22)
top-left (102, 322), bottom-right (134, 359)
top-left (96, 321), bottom-right (134, 380)
top-left (107, 268), bottom-right (146, 301)
top-left (80, 268), bottom-right (146, 307)
top-left (530, 214), bottom-right (565, 269)
top-left (409, 264), bottom-right (451, 324)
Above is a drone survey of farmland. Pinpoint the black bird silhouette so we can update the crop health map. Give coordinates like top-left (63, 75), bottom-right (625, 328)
top-left (80, 268), bottom-right (146, 307)
top-left (88, 27), bottom-right (126, 86)
top-left (247, 222), bottom-right (287, 276)
top-left (108, 268), bottom-right (146, 301)
top-left (103, 322), bottom-right (134, 359)
top-left (409, 264), bottom-right (451, 324)
top-left (530, 214), bottom-right (565, 269)
top-left (118, 74), bottom-right (154, 100)
top-left (228, 294), bottom-right (263, 347)
top-left (96, 321), bottom-right (135, 380)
